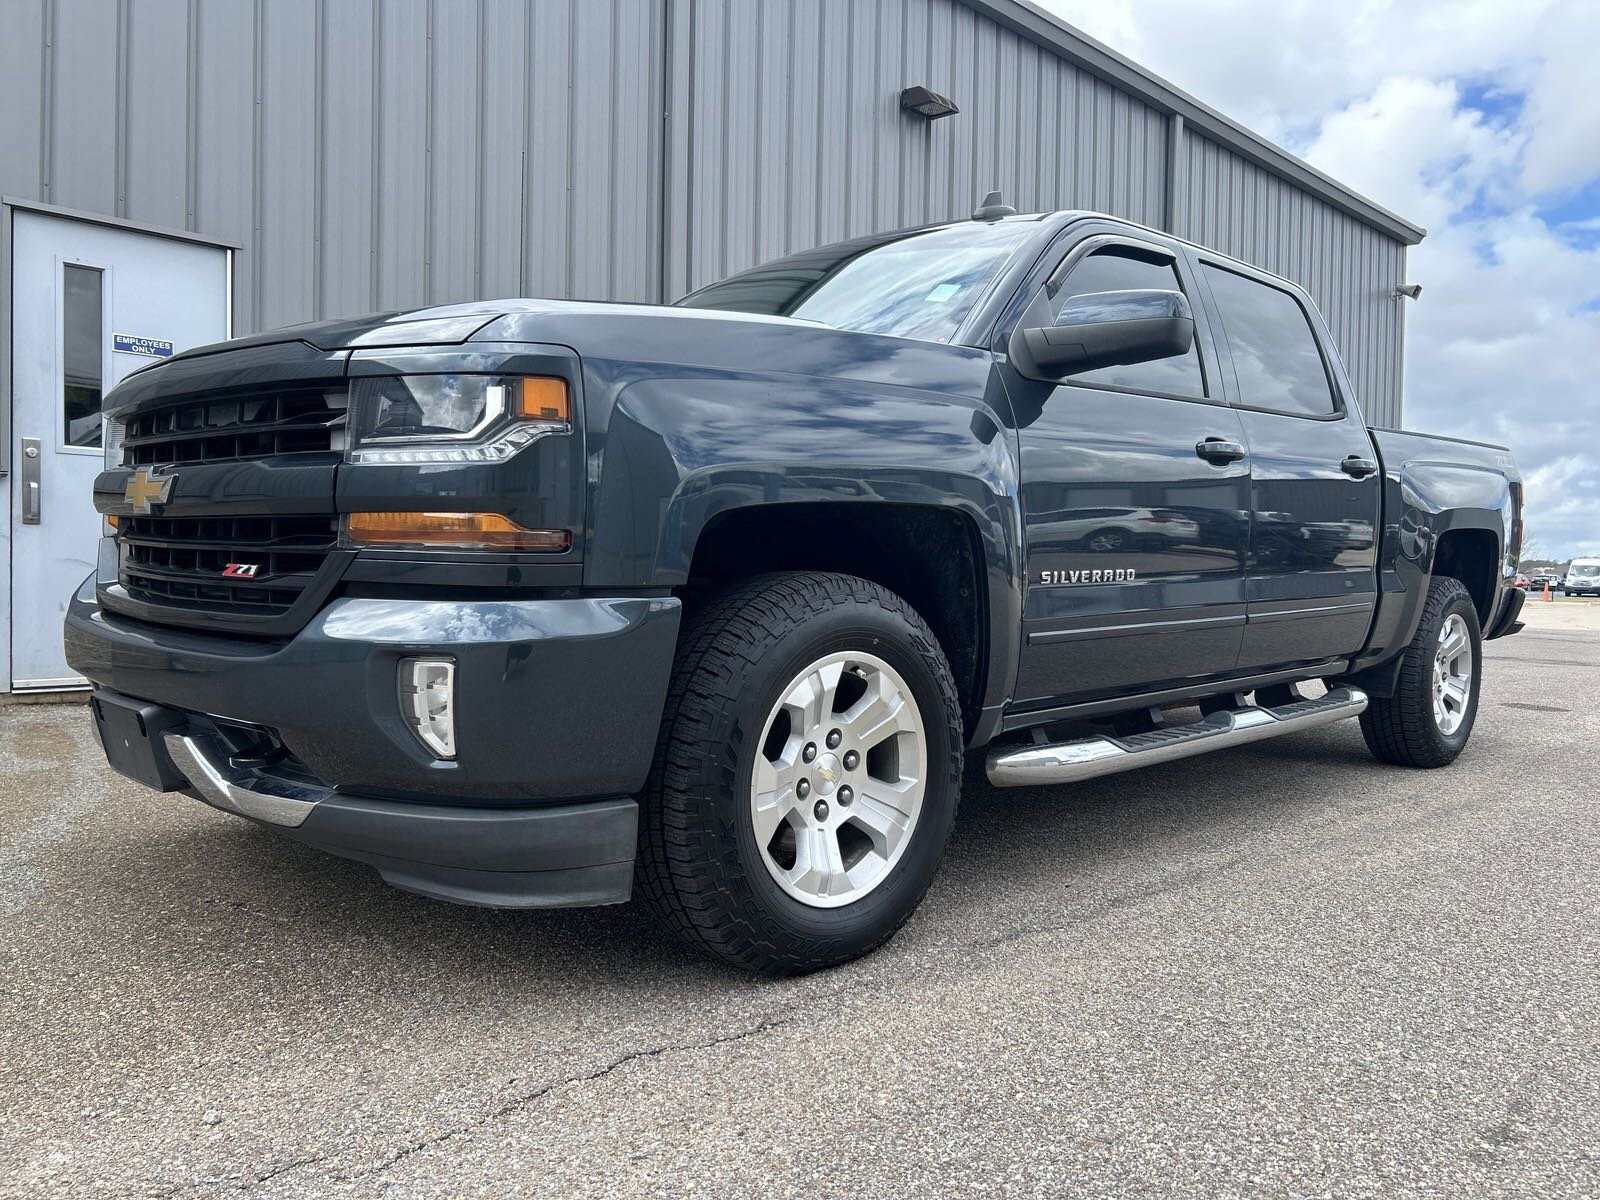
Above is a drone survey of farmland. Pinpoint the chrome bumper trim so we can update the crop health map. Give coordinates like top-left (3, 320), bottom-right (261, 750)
top-left (162, 733), bottom-right (322, 828)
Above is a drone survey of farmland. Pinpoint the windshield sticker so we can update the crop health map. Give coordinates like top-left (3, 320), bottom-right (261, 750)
top-left (925, 282), bottom-right (960, 303)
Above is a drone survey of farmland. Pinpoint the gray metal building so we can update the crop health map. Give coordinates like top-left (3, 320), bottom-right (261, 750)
top-left (0, 0), bottom-right (1422, 692)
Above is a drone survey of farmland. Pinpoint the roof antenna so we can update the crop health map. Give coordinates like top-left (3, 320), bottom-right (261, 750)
top-left (972, 189), bottom-right (1017, 221)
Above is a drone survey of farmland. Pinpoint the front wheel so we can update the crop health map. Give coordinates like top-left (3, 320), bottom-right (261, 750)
top-left (636, 572), bottom-right (963, 974)
top-left (1359, 576), bottom-right (1482, 768)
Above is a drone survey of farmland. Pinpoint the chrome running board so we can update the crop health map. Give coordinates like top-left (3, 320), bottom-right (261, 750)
top-left (986, 686), bottom-right (1368, 788)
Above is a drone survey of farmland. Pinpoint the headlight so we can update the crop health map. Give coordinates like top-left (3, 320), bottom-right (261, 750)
top-left (104, 416), bottom-right (126, 469)
top-left (346, 374), bottom-right (569, 464)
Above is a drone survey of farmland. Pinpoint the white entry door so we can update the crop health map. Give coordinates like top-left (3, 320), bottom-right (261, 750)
top-left (9, 210), bottom-right (229, 689)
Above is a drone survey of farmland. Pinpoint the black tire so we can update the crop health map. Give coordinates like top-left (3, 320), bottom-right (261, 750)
top-left (636, 572), bottom-right (963, 975)
top-left (1359, 576), bottom-right (1482, 768)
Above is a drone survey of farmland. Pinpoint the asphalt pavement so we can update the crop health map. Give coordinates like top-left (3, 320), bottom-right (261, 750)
top-left (2, 599), bottom-right (1598, 1198)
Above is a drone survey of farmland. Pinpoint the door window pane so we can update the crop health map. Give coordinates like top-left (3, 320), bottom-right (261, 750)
top-left (1055, 248), bottom-right (1206, 398)
top-left (63, 264), bottom-right (104, 448)
top-left (1203, 265), bottom-right (1337, 417)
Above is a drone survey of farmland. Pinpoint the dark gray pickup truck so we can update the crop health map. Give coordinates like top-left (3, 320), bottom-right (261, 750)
top-left (67, 208), bottom-right (1524, 973)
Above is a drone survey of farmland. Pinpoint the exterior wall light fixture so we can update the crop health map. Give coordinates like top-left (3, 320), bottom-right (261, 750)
top-left (900, 86), bottom-right (959, 119)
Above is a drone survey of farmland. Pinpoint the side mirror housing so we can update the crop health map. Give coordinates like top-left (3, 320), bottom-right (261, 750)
top-left (1011, 288), bottom-right (1194, 382)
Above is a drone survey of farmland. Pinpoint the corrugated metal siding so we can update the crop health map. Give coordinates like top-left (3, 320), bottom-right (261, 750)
top-left (670, 0), bottom-right (1169, 292)
top-left (1178, 134), bottom-right (1405, 426)
top-left (0, 0), bottom-right (1403, 422)
top-left (0, 0), bottom-right (663, 335)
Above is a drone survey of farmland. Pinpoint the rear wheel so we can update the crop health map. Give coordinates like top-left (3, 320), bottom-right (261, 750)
top-left (1360, 576), bottom-right (1482, 768)
top-left (637, 572), bottom-right (963, 974)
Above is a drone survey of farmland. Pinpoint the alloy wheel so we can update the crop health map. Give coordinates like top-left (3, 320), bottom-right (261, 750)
top-left (750, 651), bottom-right (927, 908)
top-left (1432, 612), bottom-right (1473, 735)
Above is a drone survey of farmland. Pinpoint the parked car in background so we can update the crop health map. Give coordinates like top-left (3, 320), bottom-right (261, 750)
top-left (1565, 559), bottom-right (1600, 597)
top-left (1529, 573), bottom-right (1562, 592)
top-left (1513, 575), bottom-right (1531, 590)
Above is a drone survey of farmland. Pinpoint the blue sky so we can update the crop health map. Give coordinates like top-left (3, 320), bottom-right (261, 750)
top-left (1044, 0), bottom-right (1600, 560)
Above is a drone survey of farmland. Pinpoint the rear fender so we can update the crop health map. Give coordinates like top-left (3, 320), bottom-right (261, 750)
top-left (1350, 457), bottom-right (1513, 670)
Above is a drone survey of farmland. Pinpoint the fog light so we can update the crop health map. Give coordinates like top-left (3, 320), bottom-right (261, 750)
top-left (399, 658), bottom-right (456, 759)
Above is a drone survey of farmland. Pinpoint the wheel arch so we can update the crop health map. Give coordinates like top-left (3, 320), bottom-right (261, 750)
top-left (1430, 527), bottom-right (1500, 628)
top-left (683, 500), bottom-right (1001, 741)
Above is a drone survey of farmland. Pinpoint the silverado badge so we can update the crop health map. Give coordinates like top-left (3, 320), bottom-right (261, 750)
top-left (1039, 568), bottom-right (1137, 585)
top-left (123, 467), bottom-right (176, 513)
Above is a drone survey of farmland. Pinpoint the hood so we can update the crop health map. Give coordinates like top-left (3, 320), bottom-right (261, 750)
top-left (147, 300), bottom-right (526, 365)
top-left (128, 297), bottom-right (824, 378)
top-left (108, 295), bottom-right (982, 413)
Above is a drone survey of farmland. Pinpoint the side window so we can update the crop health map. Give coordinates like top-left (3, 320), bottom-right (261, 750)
top-left (1202, 265), bottom-right (1337, 417)
top-left (62, 264), bottom-right (105, 448)
top-left (1054, 247), bottom-right (1206, 398)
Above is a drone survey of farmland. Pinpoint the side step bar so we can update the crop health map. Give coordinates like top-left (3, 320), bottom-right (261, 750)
top-left (986, 686), bottom-right (1368, 788)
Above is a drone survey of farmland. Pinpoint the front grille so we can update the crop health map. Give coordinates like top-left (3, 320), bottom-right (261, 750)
top-left (119, 514), bottom-right (338, 617)
top-left (122, 387), bottom-right (347, 466)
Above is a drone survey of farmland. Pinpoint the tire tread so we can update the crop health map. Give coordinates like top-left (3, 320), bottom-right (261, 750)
top-left (636, 572), bottom-right (962, 974)
top-left (1359, 576), bottom-right (1479, 768)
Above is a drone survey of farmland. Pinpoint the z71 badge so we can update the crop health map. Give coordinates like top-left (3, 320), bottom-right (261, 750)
top-left (1039, 568), bottom-right (1137, 585)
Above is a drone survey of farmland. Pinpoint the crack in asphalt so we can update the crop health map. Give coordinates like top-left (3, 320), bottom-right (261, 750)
top-left (206, 1013), bottom-right (801, 1194)
top-left (152, 1153), bottom-right (328, 1198)
top-left (250, 1155), bottom-right (327, 1187)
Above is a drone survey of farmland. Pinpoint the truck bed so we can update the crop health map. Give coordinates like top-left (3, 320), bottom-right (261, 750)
top-left (1370, 427), bottom-right (1519, 483)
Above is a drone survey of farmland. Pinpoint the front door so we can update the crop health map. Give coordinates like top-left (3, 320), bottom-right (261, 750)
top-left (9, 210), bottom-right (229, 689)
top-left (1005, 230), bottom-right (1252, 708)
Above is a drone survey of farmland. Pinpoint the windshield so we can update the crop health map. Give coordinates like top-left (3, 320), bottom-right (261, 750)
top-left (1571, 563), bottom-right (1599, 576)
top-left (675, 221), bottom-right (1038, 344)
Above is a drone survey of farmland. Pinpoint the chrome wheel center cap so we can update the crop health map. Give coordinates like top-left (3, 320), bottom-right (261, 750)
top-left (812, 752), bottom-right (842, 796)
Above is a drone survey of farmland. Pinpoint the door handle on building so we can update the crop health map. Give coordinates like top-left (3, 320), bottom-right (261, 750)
top-left (20, 438), bottom-right (42, 524)
top-left (1194, 437), bottom-right (1246, 464)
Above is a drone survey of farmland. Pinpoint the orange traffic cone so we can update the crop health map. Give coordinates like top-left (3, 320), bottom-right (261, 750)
top-left (1543, 580), bottom-right (1552, 602)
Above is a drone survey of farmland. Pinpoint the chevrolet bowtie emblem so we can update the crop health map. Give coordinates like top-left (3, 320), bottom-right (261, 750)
top-left (124, 468), bottom-right (176, 513)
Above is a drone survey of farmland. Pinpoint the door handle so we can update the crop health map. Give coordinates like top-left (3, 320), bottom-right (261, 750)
top-left (1340, 455), bottom-right (1379, 478)
top-left (20, 437), bottom-right (41, 524)
top-left (1195, 437), bottom-right (1246, 465)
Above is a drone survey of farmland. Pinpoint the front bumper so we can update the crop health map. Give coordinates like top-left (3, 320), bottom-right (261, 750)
top-left (166, 722), bottom-right (636, 905)
top-left (67, 576), bottom-right (681, 907)
top-left (87, 699), bottom-right (637, 906)
top-left (66, 573), bottom-right (681, 801)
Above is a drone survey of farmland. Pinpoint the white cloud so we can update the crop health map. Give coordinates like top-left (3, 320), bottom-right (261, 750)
top-left (1300, 77), bottom-right (1522, 229)
top-left (1040, 0), bottom-right (1600, 558)
top-left (1519, 3), bottom-right (1600, 194)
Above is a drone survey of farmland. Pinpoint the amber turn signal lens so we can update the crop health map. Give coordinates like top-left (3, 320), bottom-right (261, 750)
top-left (104, 515), bottom-right (119, 529)
top-left (515, 377), bottom-right (570, 423)
top-left (344, 511), bottom-right (571, 551)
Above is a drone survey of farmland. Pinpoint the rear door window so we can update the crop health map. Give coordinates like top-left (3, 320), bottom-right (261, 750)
top-left (1202, 265), bottom-right (1338, 417)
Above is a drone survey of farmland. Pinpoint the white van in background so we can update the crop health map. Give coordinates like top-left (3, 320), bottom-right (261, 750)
top-left (1565, 559), bottom-right (1600, 596)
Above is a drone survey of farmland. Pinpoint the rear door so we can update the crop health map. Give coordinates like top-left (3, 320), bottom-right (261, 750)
top-left (1190, 255), bottom-right (1381, 671)
top-left (1002, 226), bottom-right (1251, 707)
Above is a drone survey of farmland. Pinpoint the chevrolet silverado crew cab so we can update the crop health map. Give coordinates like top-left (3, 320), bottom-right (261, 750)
top-left (68, 207), bottom-right (1525, 974)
